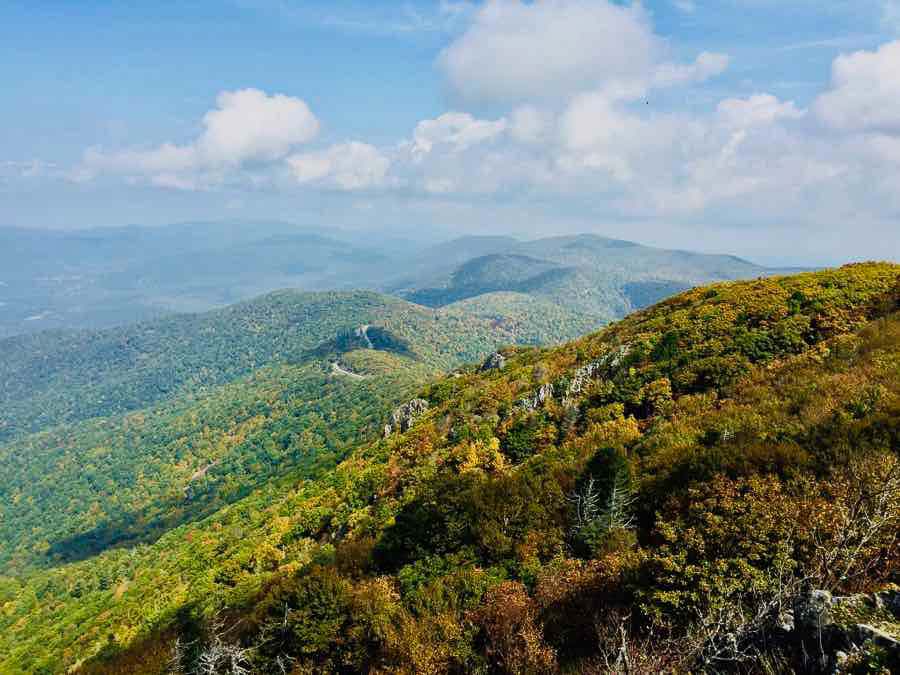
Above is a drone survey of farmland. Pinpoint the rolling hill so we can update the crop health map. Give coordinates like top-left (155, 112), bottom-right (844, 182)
top-left (0, 224), bottom-right (794, 342)
top-left (0, 287), bottom-right (580, 577)
top-left (1, 262), bottom-right (897, 673)
top-left (389, 233), bottom-right (798, 324)
top-left (0, 289), bottom-right (552, 444)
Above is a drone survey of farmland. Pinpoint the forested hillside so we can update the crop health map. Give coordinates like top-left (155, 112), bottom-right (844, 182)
top-left (0, 290), bottom-right (558, 443)
top-left (1, 285), bottom-right (584, 578)
top-left (0, 351), bottom-right (432, 575)
top-left (1, 263), bottom-right (897, 673)
top-left (390, 233), bottom-right (796, 325)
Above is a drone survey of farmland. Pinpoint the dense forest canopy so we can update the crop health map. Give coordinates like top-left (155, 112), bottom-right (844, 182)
top-left (0, 263), bottom-right (897, 673)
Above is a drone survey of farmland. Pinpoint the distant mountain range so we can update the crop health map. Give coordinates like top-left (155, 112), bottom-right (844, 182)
top-left (0, 222), bottom-right (799, 339)
top-left (0, 222), bottom-right (399, 337)
top-left (390, 233), bottom-right (800, 322)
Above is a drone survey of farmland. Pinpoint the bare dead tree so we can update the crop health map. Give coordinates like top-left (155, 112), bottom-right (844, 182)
top-left (603, 470), bottom-right (636, 532)
top-left (166, 637), bottom-right (190, 675)
top-left (196, 615), bottom-right (252, 675)
top-left (568, 475), bottom-right (604, 537)
top-left (568, 469), bottom-right (636, 539)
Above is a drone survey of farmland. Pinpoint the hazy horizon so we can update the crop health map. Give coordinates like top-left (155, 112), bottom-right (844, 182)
top-left (3, 1), bottom-right (900, 267)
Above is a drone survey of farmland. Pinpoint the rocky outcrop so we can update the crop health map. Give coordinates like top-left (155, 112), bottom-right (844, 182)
top-left (518, 383), bottom-right (555, 412)
top-left (515, 343), bottom-right (635, 410)
top-left (562, 343), bottom-right (633, 406)
top-left (480, 351), bottom-right (507, 372)
top-left (791, 588), bottom-right (900, 672)
top-left (383, 398), bottom-right (429, 438)
top-left (561, 361), bottom-right (603, 406)
top-left (795, 589), bottom-right (833, 634)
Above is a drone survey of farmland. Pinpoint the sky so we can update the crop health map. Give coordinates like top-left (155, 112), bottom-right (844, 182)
top-left (2, 0), bottom-right (900, 265)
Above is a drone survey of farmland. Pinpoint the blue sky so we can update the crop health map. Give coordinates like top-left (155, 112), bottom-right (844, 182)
top-left (2, 1), bottom-right (900, 264)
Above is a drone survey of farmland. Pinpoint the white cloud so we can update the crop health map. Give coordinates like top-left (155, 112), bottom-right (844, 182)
top-left (80, 88), bottom-right (319, 188)
top-left (559, 90), bottom-right (646, 153)
top-left (717, 94), bottom-right (805, 128)
top-left (651, 52), bottom-right (730, 88)
top-left (287, 142), bottom-right (390, 190)
top-left (438, 0), bottom-right (659, 103)
top-left (196, 89), bottom-right (319, 164)
top-left (509, 105), bottom-right (550, 144)
top-left (814, 40), bottom-right (900, 134)
top-left (672, 0), bottom-right (696, 12)
top-left (1, 159), bottom-right (59, 179)
top-left (409, 112), bottom-right (507, 156)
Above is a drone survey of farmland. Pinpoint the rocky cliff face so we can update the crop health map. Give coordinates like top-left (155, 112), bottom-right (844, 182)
top-left (383, 398), bottom-right (429, 438)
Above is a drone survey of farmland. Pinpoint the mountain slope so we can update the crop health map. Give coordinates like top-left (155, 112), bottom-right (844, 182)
top-left (0, 287), bottom-right (577, 575)
top-left (0, 289), bottom-right (545, 443)
top-left (1, 262), bottom-right (897, 673)
top-left (0, 350), bottom-right (433, 574)
top-left (392, 233), bottom-right (797, 323)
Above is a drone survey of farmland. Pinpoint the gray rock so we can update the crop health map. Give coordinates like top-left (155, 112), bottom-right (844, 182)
top-left (561, 360), bottom-right (603, 406)
top-left (795, 589), bottom-right (833, 634)
top-left (518, 382), bottom-right (555, 411)
top-left (855, 623), bottom-right (900, 650)
top-left (831, 650), bottom-right (849, 675)
top-left (779, 609), bottom-right (795, 633)
top-left (601, 343), bottom-right (632, 371)
top-left (383, 398), bottom-right (429, 438)
top-left (557, 344), bottom-right (632, 407)
top-left (874, 589), bottom-right (900, 618)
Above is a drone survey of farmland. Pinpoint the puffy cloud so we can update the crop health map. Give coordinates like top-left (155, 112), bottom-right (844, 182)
top-left (196, 89), bottom-right (319, 164)
top-left (410, 112), bottom-right (507, 156)
top-left (717, 94), bottom-right (805, 128)
top-left (509, 105), bottom-right (550, 144)
top-left (814, 40), bottom-right (900, 134)
top-left (287, 142), bottom-right (390, 190)
top-left (559, 90), bottom-right (647, 153)
top-left (651, 52), bottom-right (730, 88)
top-left (80, 88), bottom-right (319, 188)
top-left (438, 0), bottom-right (658, 103)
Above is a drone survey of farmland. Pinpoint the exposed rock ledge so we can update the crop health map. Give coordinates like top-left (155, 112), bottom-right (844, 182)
top-left (787, 588), bottom-right (900, 672)
top-left (384, 398), bottom-right (429, 438)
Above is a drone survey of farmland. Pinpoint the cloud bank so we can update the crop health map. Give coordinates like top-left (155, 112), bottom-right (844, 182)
top-left (68, 1), bottom-right (900, 260)
top-left (79, 89), bottom-right (320, 188)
